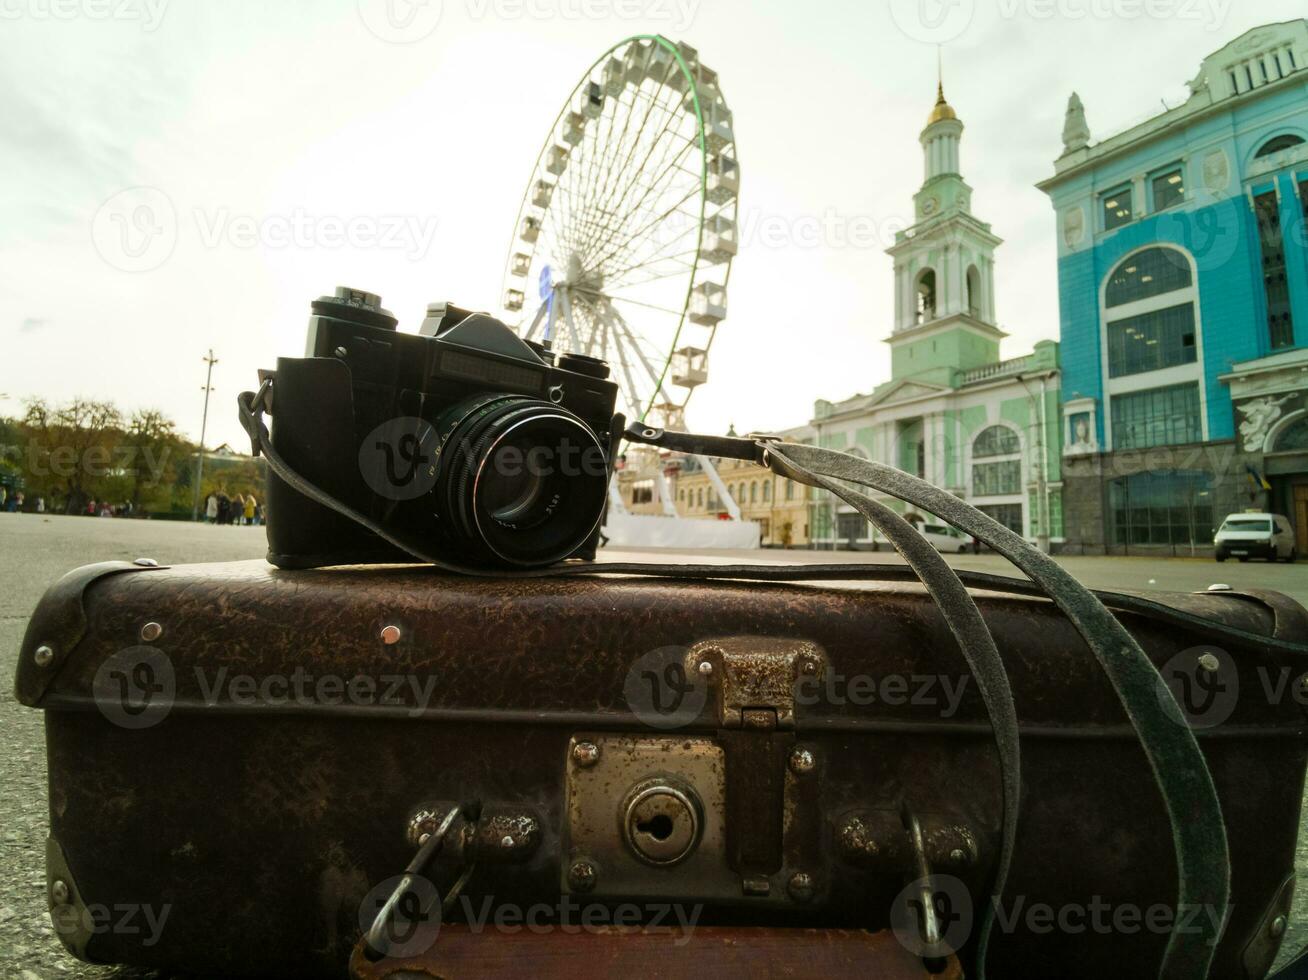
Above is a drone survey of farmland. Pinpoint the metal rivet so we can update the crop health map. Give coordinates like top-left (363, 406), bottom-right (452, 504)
top-left (950, 848), bottom-right (967, 865)
top-left (787, 872), bottom-right (814, 902)
top-left (789, 747), bottom-right (816, 775)
top-left (1197, 652), bottom-right (1220, 673)
top-left (501, 835), bottom-right (514, 848)
top-left (1207, 583), bottom-right (1232, 592)
top-left (334, 345), bottom-right (348, 358)
top-left (801, 659), bottom-right (818, 675)
top-left (140, 622), bottom-right (163, 642)
top-left (133, 557), bottom-right (159, 567)
top-left (1272, 914), bottom-right (1287, 939)
top-left (34, 645), bottom-right (54, 667)
top-left (50, 879), bottom-right (69, 905)
top-left (380, 625), bottom-right (402, 645)
top-left (572, 741), bottom-right (600, 768)
top-left (417, 832), bottom-right (431, 845)
top-left (642, 428), bottom-right (657, 438)
top-left (698, 660), bottom-right (714, 676)
top-left (568, 859), bottom-right (597, 893)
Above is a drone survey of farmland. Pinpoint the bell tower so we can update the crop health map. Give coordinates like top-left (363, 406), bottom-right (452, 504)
top-left (885, 68), bottom-right (1005, 386)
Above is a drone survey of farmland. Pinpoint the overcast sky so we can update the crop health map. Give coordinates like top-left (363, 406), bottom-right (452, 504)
top-left (2, 0), bottom-right (1299, 449)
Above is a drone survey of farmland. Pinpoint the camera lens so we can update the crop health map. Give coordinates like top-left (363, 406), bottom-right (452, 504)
top-left (434, 395), bottom-right (609, 567)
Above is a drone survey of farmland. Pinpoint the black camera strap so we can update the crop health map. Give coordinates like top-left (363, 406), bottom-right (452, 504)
top-left (239, 384), bottom-right (1230, 980)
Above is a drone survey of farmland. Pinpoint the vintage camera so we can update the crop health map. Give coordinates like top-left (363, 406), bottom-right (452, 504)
top-left (263, 287), bottom-right (620, 569)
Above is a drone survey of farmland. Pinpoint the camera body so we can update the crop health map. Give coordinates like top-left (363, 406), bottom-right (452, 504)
top-left (264, 287), bottom-right (620, 569)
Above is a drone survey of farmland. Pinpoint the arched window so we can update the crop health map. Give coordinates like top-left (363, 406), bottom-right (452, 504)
top-left (1273, 416), bottom-right (1308, 452)
top-left (763, 481), bottom-right (771, 502)
top-left (696, 487), bottom-right (704, 507)
top-left (678, 488), bottom-right (685, 502)
top-left (1105, 247), bottom-right (1191, 307)
top-left (916, 269), bottom-right (937, 324)
top-left (972, 425), bottom-right (1021, 498)
top-left (1104, 247), bottom-right (1199, 382)
top-left (966, 264), bottom-right (980, 317)
top-left (972, 425), bottom-right (1020, 458)
top-left (750, 482), bottom-right (758, 503)
top-left (1256, 133), bottom-right (1304, 158)
top-left (785, 480), bottom-right (794, 501)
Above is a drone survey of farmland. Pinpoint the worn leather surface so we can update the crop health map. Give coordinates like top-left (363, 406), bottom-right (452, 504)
top-left (19, 560), bottom-right (1308, 979)
top-left (347, 925), bottom-right (965, 979)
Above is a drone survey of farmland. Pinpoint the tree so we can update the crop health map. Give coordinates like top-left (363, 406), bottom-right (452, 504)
top-left (22, 398), bottom-right (123, 513)
top-left (124, 409), bottom-right (184, 513)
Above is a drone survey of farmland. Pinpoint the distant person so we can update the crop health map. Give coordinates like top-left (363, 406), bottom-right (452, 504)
top-left (243, 494), bottom-right (256, 526)
top-left (252, 500), bottom-right (263, 526)
top-left (35, 496), bottom-right (45, 514)
top-left (99, 502), bottom-right (112, 517)
top-left (231, 493), bottom-right (245, 526)
top-left (0, 486), bottom-right (7, 510)
top-left (217, 494), bottom-right (231, 525)
top-left (86, 499), bottom-right (97, 516)
top-left (7, 492), bottom-right (20, 513)
top-left (205, 492), bottom-right (218, 524)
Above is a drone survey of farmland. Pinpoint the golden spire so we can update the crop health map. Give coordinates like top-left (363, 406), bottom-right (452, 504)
top-left (927, 47), bottom-right (957, 125)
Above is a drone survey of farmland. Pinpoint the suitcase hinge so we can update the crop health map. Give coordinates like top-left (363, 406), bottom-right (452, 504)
top-left (687, 637), bottom-right (825, 730)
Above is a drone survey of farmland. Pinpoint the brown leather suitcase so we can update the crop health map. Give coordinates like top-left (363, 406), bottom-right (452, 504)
top-left (15, 557), bottom-right (1308, 978)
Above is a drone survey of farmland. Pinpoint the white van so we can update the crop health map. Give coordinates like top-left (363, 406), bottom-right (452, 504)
top-left (1213, 513), bottom-right (1297, 563)
top-left (919, 523), bottom-right (971, 554)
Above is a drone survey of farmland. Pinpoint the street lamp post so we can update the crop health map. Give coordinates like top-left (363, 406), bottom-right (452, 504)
top-left (191, 350), bottom-right (218, 522)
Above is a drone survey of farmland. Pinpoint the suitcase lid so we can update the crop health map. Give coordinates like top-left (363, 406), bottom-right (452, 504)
top-left (15, 557), bottom-right (1308, 738)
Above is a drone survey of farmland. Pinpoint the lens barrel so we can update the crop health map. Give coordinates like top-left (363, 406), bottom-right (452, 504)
top-left (433, 394), bottom-right (609, 567)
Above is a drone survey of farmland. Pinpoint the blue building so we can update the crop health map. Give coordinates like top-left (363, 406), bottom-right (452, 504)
top-left (1039, 20), bottom-right (1308, 555)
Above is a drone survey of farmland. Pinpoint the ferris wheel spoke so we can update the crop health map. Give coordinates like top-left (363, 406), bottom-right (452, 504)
top-left (523, 299), bottom-right (550, 342)
top-left (573, 80), bottom-right (686, 262)
top-left (601, 249), bottom-right (700, 290)
top-left (577, 120), bottom-right (696, 268)
top-left (603, 299), bottom-right (680, 412)
top-left (586, 181), bottom-right (701, 278)
top-left (576, 293), bottom-right (644, 420)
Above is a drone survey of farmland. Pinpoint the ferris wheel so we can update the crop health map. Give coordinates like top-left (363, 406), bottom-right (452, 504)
top-left (499, 35), bottom-right (739, 435)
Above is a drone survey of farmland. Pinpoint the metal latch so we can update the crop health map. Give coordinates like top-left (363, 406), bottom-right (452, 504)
top-left (684, 638), bottom-right (828, 884)
top-left (685, 636), bottom-right (827, 730)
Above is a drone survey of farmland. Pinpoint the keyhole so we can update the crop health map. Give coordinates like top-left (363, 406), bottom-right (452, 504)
top-left (636, 814), bottom-right (674, 840)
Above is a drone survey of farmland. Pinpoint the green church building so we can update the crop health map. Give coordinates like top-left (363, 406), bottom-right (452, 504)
top-left (806, 81), bottom-right (1064, 550)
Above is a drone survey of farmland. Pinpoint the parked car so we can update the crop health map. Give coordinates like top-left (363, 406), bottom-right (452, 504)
top-left (1213, 513), bottom-right (1297, 563)
top-left (919, 522), bottom-right (971, 554)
